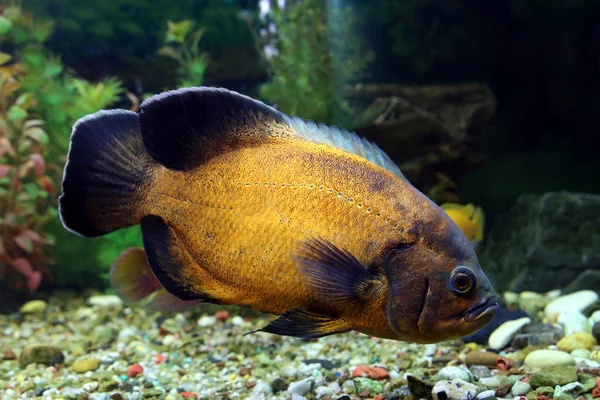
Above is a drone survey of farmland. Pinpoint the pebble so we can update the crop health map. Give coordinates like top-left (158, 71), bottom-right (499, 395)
top-left (475, 389), bottom-right (496, 399)
top-left (288, 378), bottom-right (314, 396)
top-left (468, 365), bottom-right (491, 380)
top-left (465, 350), bottom-right (499, 367)
top-left (479, 375), bottom-right (503, 388)
top-left (127, 363), bottom-right (144, 378)
top-left (593, 322), bottom-right (600, 341)
top-left (3, 348), bottom-right (16, 360)
top-left (510, 380), bottom-right (531, 396)
top-left (544, 290), bottom-right (599, 322)
top-left (556, 331), bottom-right (597, 352)
top-left (519, 291), bottom-right (547, 316)
top-left (528, 366), bottom-right (577, 387)
top-left (19, 344), bottom-right (65, 367)
top-left (488, 316), bottom-right (531, 350)
top-left (524, 349), bottom-right (575, 368)
top-left (270, 377), bottom-right (287, 393)
top-left (87, 294), bottom-right (123, 307)
top-left (435, 365), bottom-right (473, 383)
top-left (431, 379), bottom-right (477, 400)
top-left (558, 310), bottom-right (590, 335)
top-left (197, 315), bottom-right (216, 327)
top-left (503, 292), bottom-right (519, 307)
top-left (554, 381), bottom-right (584, 398)
top-left (82, 381), bottom-right (99, 392)
top-left (352, 365), bottom-right (390, 380)
top-left (72, 357), bottom-right (101, 373)
top-left (19, 300), bottom-right (48, 314)
top-left (252, 380), bottom-right (272, 395)
top-left (315, 385), bottom-right (335, 399)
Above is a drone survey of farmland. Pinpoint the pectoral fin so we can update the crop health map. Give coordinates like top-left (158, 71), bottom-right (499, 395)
top-left (294, 238), bottom-right (384, 304)
top-left (248, 308), bottom-right (352, 339)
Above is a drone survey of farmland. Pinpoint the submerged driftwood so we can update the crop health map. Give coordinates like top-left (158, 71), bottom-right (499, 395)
top-left (345, 83), bottom-right (496, 191)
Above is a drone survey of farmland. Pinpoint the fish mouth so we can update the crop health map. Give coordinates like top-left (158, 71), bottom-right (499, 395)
top-left (464, 295), bottom-right (498, 323)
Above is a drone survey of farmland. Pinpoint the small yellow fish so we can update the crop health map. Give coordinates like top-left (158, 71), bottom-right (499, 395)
top-left (58, 87), bottom-right (497, 343)
top-left (440, 203), bottom-right (485, 245)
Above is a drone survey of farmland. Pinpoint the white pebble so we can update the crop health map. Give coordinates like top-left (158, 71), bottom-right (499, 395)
top-left (503, 291), bottom-right (519, 307)
top-left (342, 380), bottom-right (355, 389)
top-left (436, 366), bottom-right (473, 383)
top-left (554, 381), bottom-right (584, 398)
top-left (82, 381), bottom-right (99, 392)
top-left (544, 290), bottom-right (598, 322)
top-left (291, 395), bottom-right (306, 400)
top-left (524, 349), bottom-right (575, 368)
top-left (557, 310), bottom-right (589, 335)
top-left (315, 385), bottom-right (334, 399)
top-left (197, 315), bottom-right (216, 327)
top-left (432, 379), bottom-right (477, 400)
top-left (252, 380), bottom-right (272, 395)
top-left (288, 378), bottom-right (314, 396)
top-left (476, 389), bottom-right (496, 399)
top-left (488, 317), bottom-right (531, 350)
top-left (231, 316), bottom-right (245, 326)
top-left (87, 294), bottom-right (123, 307)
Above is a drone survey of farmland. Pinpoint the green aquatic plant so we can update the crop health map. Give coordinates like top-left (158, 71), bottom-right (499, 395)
top-left (157, 20), bottom-right (209, 88)
top-left (259, 0), bottom-right (373, 128)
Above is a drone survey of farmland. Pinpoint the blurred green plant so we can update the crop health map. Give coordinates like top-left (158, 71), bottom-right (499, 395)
top-left (259, 0), bottom-right (373, 128)
top-left (0, 14), bottom-right (58, 292)
top-left (157, 20), bottom-right (209, 88)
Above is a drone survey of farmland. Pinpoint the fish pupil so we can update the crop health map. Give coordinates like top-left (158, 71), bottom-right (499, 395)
top-left (450, 267), bottom-right (475, 293)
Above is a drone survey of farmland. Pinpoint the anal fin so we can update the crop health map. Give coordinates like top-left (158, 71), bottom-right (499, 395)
top-left (248, 308), bottom-right (352, 339)
top-left (141, 215), bottom-right (221, 304)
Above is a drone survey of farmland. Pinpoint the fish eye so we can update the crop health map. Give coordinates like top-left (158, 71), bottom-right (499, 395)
top-left (450, 267), bottom-right (476, 294)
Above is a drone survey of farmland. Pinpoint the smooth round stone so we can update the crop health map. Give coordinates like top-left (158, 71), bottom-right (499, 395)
top-left (436, 366), bottom-right (473, 383)
top-left (545, 289), bottom-right (562, 300)
top-left (511, 380), bottom-right (532, 396)
top-left (19, 300), bottom-right (48, 314)
top-left (571, 348), bottom-right (591, 358)
top-left (524, 349), bottom-right (575, 369)
top-left (71, 358), bottom-right (101, 373)
top-left (591, 350), bottom-right (600, 363)
top-left (544, 290), bottom-right (599, 322)
top-left (432, 379), bottom-right (476, 400)
top-left (503, 292), bottom-right (519, 307)
top-left (557, 310), bottom-right (589, 336)
top-left (557, 332), bottom-right (597, 352)
top-left (475, 389), bottom-right (496, 399)
top-left (288, 378), bottom-right (314, 396)
top-left (488, 317), bottom-right (531, 350)
top-left (519, 291), bottom-right (547, 310)
top-left (589, 310), bottom-right (600, 324)
top-left (87, 295), bottom-right (123, 307)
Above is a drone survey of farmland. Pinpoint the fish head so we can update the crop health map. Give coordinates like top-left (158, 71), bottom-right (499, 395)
top-left (383, 204), bottom-right (497, 343)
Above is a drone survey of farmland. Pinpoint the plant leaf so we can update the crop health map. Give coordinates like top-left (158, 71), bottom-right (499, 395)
top-left (14, 233), bottom-right (34, 253)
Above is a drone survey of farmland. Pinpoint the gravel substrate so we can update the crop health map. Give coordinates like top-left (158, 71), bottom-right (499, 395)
top-left (1, 290), bottom-right (599, 400)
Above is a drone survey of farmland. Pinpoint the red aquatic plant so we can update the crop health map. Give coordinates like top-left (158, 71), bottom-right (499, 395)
top-left (0, 54), bottom-right (57, 292)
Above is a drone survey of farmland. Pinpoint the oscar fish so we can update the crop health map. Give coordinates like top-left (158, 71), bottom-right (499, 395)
top-left (58, 87), bottom-right (498, 343)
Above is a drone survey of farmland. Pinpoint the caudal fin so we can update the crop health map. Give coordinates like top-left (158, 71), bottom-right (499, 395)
top-left (59, 110), bottom-right (153, 237)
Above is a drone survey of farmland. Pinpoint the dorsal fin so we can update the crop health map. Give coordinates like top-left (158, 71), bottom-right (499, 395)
top-left (138, 86), bottom-right (405, 179)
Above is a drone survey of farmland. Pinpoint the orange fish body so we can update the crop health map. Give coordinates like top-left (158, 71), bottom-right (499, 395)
top-left (59, 87), bottom-right (498, 343)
